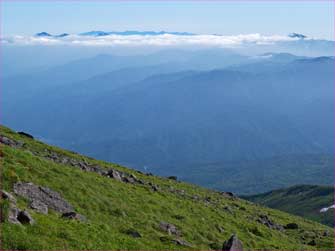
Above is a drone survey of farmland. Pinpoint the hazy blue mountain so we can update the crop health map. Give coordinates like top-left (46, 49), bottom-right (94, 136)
top-left (235, 39), bottom-right (334, 57)
top-left (2, 55), bottom-right (333, 193)
top-left (79, 30), bottom-right (195, 36)
top-left (35, 32), bottom-right (52, 37)
top-left (181, 154), bottom-right (334, 194)
top-left (2, 48), bottom-right (249, 99)
top-left (288, 33), bottom-right (307, 39)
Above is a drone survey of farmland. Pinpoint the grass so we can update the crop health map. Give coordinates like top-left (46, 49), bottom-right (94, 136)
top-left (1, 125), bottom-right (334, 250)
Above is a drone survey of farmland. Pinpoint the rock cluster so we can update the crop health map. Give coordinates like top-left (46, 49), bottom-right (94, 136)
top-left (2, 133), bottom-right (233, 207)
top-left (1, 190), bottom-right (34, 225)
top-left (3, 182), bottom-right (86, 224)
top-left (44, 149), bottom-right (145, 185)
top-left (257, 214), bottom-right (283, 231)
top-left (0, 135), bottom-right (24, 148)
top-left (14, 182), bottom-right (74, 214)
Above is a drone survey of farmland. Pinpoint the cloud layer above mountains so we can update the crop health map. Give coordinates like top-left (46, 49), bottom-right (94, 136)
top-left (2, 33), bottom-right (300, 47)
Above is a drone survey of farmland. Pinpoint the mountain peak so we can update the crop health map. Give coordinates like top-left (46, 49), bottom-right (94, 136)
top-left (55, 33), bottom-right (69, 38)
top-left (79, 31), bottom-right (110, 36)
top-left (35, 32), bottom-right (52, 37)
top-left (35, 32), bottom-right (69, 38)
top-left (288, 33), bottom-right (307, 39)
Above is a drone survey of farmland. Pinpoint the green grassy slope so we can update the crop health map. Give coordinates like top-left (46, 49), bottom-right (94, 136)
top-left (0, 125), bottom-right (334, 250)
top-left (243, 185), bottom-right (334, 227)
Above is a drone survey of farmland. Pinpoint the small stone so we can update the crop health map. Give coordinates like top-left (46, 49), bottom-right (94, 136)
top-left (223, 234), bottom-right (243, 251)
top-left (192, 195), bottom-right (200, 200)
top-left (106, 169), bottom-right (122, 181)
top-left (125, 229), bottom-right (142, 238)
top-left (308, 239), bottom-right (316, 246)
top-left (323, 230), bottom-right (329, 237)
top-left (151, 184), bottom-right (159, 192)
top-left (159, 222), bottom-right (181, 236)
top-left (221, 192), bottom-right (235, 198)
top-left (172, 238), bottom-right (192, 247)
top-left (61, 212), bottom-right (86, 222)
top-left (215, 224), bottom-right (225, 233)
top-left (122, 176), bottom-right (135, 184)
top-left (8, 206), bottom-right (20, 224)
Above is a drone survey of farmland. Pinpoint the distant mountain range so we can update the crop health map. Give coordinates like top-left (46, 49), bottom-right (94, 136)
top-left (2, 51), bottom-right (334, 194)
top-left (35, 30), bottom-right (196, 37)
top-left (34, 31), bottom-right (314, 39)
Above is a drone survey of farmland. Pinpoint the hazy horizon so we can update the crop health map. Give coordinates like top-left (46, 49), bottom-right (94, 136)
top-left (2, 1), bottom-right (334, 40)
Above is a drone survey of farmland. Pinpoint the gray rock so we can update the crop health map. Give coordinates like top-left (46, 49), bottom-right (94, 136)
top-left (30, 200), bottom-right (48, 214)
top-left (192, 195), bottom-right (200, 200)
top-left (125, 229), bottom-right (142, 238)
top-left (0, 135), bottom-right (24, 148)
top-left (159, 222), bottom-right (181, 236)
top-left (8, 206), bottom-right (20, 224)
top-left (221, 192), bottom-right (235, 198)
top-left (106, 169), bottom-right (122, 181)
top-left (215, 224), bottom-right (225, 233)
top-left (172, 238), bottom-right (192, 247)
top-left (1, 190), bottom-right (17, 203)
top-left (91, 165), bottom-right (108, 175)
top-left (222, 234), bottom-right (243, 251)
top-left (17, 210), bottom-right (35, 225)
top-left (14, 182), bottom-right (74, 213)
top-left (149, 183), bottom-right (159, 192)
top-left (122, 176), bottom-right (135, 184)
top-left (308, 239), bottom-right (316, 246)
top-left (323, 230), bottom-right (329, 237)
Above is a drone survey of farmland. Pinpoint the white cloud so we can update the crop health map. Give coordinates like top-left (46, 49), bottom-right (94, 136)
top-left (2, 33), bottom-right (298, 47)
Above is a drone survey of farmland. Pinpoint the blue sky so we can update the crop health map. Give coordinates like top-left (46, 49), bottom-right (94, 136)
top-left (2, 1), bottom-right (334, 39)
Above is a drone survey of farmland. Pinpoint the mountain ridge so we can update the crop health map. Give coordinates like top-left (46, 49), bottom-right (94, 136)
top-left (243, 185), bottom-right (334, 227)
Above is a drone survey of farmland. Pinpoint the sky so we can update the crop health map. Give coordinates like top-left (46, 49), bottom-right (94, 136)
top-left (1, 1), bottom-right (334, 40)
